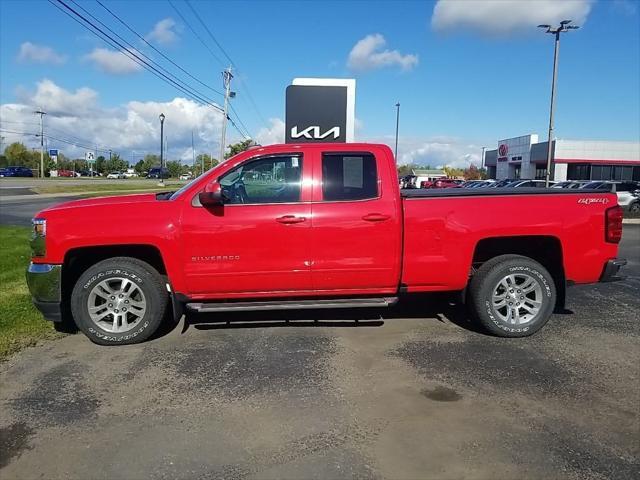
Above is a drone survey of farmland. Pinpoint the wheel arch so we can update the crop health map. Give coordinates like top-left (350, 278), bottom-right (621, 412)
top-left (62, 244), bottom-right (168, 305)
top-left (471, 235), bottom-right (566, 311)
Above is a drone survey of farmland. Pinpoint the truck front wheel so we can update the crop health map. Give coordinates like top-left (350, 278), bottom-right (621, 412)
top-left (468, 255), bottom-right (556, 337)
top-left (70, 257), bottom-right (168, 345)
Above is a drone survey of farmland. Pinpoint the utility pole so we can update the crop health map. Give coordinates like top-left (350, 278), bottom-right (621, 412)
top-left (191, 130), bottom-right (195, 173)
top-left (219, 66), bottom-right (233, 162)
top-left (34, 110), bottom-right (46, 178)
top-left (394, 102), bottom-right (400, 163)
top-left (538, 20), bottom-right (579, 187)
top-left (159, 113), bottom-right (165, 186)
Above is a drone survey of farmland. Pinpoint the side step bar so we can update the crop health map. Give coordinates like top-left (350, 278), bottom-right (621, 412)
top-left (186, 297), bottom-right (399, 313)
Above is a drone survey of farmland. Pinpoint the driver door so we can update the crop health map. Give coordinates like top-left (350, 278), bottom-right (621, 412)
top-left (180, 154), bottom-right (313, 297)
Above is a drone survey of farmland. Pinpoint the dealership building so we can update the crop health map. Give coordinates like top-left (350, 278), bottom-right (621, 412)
top-left (484, 134), bottom-right (640, 182)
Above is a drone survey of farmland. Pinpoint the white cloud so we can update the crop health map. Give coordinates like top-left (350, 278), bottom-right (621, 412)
top-left (17, 42), bottom-right (67, 65)
top-left (347, 34), bottom-right (418, 72)
top-left (1, 80), bottom-right (229, 163)
top-left (432, 0), bottom-right (593, 35)
top-left (362, 135), bottom-right (484, 169)
top-left (85, 48), bottom-right (142, 75)
top-left (255, 118), bottom-right (285, 145)
top-left (146, 18), bottom-right (178, 45)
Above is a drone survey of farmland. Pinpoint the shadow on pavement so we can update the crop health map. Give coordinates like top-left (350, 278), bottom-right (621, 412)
top-left (175, 293), bottom-right (488, 336)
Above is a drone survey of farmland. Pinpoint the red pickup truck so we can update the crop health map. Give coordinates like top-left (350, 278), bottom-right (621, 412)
top-left (27, 143), bottom-right (626, 345)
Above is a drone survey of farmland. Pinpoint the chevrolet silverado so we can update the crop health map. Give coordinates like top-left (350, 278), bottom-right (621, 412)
top-left (26, 143), bottom-right (626, 345)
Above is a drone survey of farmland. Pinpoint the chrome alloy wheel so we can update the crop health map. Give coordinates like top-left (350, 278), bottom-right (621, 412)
top-left (491, 273), bottom-right (543, 325)
top-left (87, 277), bottom-right (146, 333)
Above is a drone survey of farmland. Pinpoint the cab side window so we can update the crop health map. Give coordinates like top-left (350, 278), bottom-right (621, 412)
top-left (218, 155), bottom-right (303, 204)
top-left (321, 153), bottom-right (378, 201)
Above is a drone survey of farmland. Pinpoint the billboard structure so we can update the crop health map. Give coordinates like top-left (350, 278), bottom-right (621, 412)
top-left (285, 78), bottom-right (355, 144)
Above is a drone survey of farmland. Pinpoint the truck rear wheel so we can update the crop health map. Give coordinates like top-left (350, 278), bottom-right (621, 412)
top-left (70, 257), bottom-right (168, 345)
top-left (468, 255), bottom-right (556, 337)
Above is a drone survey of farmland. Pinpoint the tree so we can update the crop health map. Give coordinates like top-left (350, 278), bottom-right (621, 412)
top-left (194, 153), bottom-right (218, 176)
top-left (443, 166), bottom-right (464, 179)
top-left (166, 160), bottom-right (182, 178)
top-left (397, 163), bottom-right (424, 177)
top-left (134, 159), bottom-right (146, 175)
top-left (225, 139), bottom-right (253, 159)
top-left (95, 155), bottom-right (106, 174)
top-left (4, 142), bottom-right (30, 165)
top-left (104, 153), bottom-right (128, 172)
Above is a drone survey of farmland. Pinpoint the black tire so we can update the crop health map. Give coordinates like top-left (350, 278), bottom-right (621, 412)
top-left (629, 201), bottom-right (640, 213)
top-left (70, 257), bottom-right (168, 345)
top-left (467, 254), bottom-right (556, 337)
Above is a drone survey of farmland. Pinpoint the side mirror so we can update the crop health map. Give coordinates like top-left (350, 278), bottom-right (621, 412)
top-left (199, 181), bottom-right (223, 206)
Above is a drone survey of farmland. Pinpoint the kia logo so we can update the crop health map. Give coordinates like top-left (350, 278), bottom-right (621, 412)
top-left (290, 126), bottom-right (340, 140)
top-left (498, 144), bottom-right (508, 156)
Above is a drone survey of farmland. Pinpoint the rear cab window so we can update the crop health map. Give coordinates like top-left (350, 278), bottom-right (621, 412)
top-left (321, 153), bottom-right (378, 201)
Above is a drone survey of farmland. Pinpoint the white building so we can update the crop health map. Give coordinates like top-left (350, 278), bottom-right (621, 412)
top-left (484, 135), bottom-right (640, 182)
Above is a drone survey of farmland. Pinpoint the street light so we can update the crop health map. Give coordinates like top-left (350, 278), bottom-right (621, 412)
top-left (538, 20), bottom-right (579, 187)
top-left (159, 113), bottom-right (165, 187)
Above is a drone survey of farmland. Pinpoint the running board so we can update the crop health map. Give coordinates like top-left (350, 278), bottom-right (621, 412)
top-left (186, 297), bottom-right (399, 313)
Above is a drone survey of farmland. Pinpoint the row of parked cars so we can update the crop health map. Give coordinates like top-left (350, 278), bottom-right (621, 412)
top-left (400, 176), bottom-right (640, 212)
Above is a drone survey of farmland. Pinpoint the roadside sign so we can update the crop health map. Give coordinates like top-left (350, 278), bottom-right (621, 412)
top-left (49, 149), bottom-right (58, 163)
top-left (85, 151), bottom-right (95, 162)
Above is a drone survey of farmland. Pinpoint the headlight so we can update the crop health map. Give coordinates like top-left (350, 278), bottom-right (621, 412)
top-left (30, 218), bottom-right (46, 257)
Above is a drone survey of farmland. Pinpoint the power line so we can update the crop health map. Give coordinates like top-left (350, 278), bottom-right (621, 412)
top-left (49, 0), bottom-right (223, 112)
top-left (65, 0), bottom-right (222, 108)
top-left (180, 0), bottom-right (268, 129)
top-left (167, 0), bottom-right (225, 67)
top-left (94, 0), bottom-right (224, 98)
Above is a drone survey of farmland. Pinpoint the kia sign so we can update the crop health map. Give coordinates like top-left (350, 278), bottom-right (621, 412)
top-left (285, 78), bottom-right (355, 144)
top-left (498, 144), bottom-right (509, 156)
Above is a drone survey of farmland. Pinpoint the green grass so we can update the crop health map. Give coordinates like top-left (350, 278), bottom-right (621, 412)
top-left (0, 226), bottom-right (60, 359)
top-left (34, 181), bottom-right (185, 195)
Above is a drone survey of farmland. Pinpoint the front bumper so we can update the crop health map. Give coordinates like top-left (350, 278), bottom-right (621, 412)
top-left (600, 258), bottom-right (627, 282)
top-left (26, 263), bottom-right (62, 322)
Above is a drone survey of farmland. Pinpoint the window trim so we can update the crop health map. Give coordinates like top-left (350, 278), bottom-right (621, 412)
top-left (318, 151), bottom-right (381, 203)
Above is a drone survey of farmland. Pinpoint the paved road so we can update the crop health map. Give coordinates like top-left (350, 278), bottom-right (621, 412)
top-left (1, 227), bottom-right (638, 478)
top-left (0, 196), bottom-right (83, 226)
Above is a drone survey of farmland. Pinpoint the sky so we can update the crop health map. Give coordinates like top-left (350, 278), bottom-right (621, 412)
top-left (0, 0), bottom-right (639, 167)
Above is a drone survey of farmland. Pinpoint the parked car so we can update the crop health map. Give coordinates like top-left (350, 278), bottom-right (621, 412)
top-left (179, 173), bottom-right (193, 181)
top-left (27, 142), bottom-right (625, 345)
top-left (1, 166), bottom-right (34, 177)
top-left (56, 169), bottom-right (75, 178)
top-left (629, 191), bottom-right (640, 213)
top-left (552, 181), bottom-right (590, 189)
top-left (510, 180), bottom-right (555, 188)
top-left (124, 171), bottom-right (139, 178)
top-left (491, 179), bottom-right (519, 188)
top-left (147, 167), bottom-right (170, 179)
top-left (0, 168), bottom-right (6, 177)
top-left (106, 171), bottom-right (125, 179)
top-left (431, 178), bottom-right (462, 188)
top-left (580, 181), bottom-right (640, 211)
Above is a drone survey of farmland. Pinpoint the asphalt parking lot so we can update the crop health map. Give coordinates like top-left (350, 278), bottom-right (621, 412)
top-left (0, 209), bottom-right (638, 479)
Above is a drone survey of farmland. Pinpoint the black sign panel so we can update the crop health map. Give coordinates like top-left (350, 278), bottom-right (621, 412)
top-left (285, 85), bottom-right (347, 143)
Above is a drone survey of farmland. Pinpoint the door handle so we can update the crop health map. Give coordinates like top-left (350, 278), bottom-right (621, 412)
top-left (276, 215), bottom-right (307, 224)
top-left (362, 213), bottom-right (390, 222)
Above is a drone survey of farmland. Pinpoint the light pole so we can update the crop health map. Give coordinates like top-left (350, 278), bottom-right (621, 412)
top-left (159, 113), bottom-right (165, 186)
top-left (538, 20), bottom-right (579, 187)
top-left (394, 102), bottom-right (400, 162)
